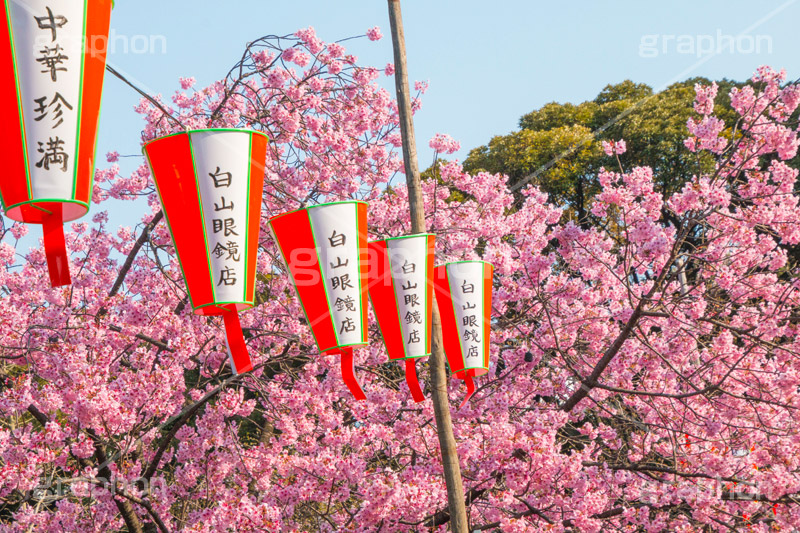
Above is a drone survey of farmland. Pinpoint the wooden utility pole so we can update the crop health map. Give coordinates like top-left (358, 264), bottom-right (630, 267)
top-left (387, 2), bottom-right (469, 531)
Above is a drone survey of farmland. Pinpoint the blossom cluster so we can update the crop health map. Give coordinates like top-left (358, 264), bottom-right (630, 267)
top-left (1, 24), bottom-right (800, 532)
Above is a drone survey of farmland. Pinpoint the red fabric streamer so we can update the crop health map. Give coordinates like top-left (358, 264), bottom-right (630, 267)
top-left (404, 358), bottom-right (425, 403)
top-left (223, 311), bottom-right (253, 374)
top-left (460, 374), bottom-right (476, 408)
top-left (42, 211), bottom-right (71, 287)
top-left (340, 347), bottom-right (366, 401)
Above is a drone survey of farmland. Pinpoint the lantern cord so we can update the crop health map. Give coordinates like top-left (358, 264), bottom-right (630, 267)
top-left (459, 375), bottom-right (476, 408)
top-left (404, 358), bottom-right (425, 403)
top-left (223, 311), bottom-right (253, 374)
top-left (341, 347), bottom-right (367, 401)
top-left (104, 64), bottom-right (185, 130)
top-left (42, 213), bottom-right (71, 287)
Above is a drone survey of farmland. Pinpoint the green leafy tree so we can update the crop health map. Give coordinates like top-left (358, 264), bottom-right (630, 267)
top-left (464, 78), bottom-right (742, 226)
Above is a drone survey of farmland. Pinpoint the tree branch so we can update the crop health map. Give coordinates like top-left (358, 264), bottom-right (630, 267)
top-left (142, 341), bottom-right (297, 480)
top-left (107, 324), bottom-right (173, 352)
top-left (108, 211), bottom-right (164, 298)
top-left (26, 406), bottom-right (146, 533)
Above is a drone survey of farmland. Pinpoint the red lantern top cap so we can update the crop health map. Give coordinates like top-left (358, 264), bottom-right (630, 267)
top-left (268, 199), bottom-right (368, 222)
top-left (437, 260), bottom-right (494, 267)
top-left (368, 232), bottom-right (436, 244)
top-left (434, 260), bottom-right (495, 283)
top-left (141, 128), bottom-right (268, 152)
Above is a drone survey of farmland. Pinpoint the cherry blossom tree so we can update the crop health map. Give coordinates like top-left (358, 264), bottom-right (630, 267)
top-left (2, 24), bottom-right (800, 532)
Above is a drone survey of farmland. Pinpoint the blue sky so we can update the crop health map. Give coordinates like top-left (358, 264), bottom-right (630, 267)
top-left (99, 0), bottom-right (800, 168)
top-left (8, 0), bottom-right (800, 251)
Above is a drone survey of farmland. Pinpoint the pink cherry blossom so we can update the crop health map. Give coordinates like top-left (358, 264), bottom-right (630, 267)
top-left (1, 28), bottom-right (800, 533)
top-left (366, 26), bottom-right (383, 41)
top-left (429, 132), bottom-right (461, 154)
top-left (602, 139), bottom-right (627, 156)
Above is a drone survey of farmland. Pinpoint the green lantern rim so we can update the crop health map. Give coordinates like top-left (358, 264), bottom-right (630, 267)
top-left (368, 233), bottom-right (436, 244)
top-left (268, 199), bottom-right (368, 223)
top-left (141, 128), bottom-right (269, 153)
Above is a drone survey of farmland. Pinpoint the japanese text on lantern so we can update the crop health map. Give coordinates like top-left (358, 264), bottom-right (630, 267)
top-left (401, 259), bottom-right (421, 345)
top-left (307, 203), bottom-right (363, 347)
top-left (460, 278), bottom-right (480, 356)
top-left (384, 238), bottom-right (430, 358)
top-left (207, 166), bottom-right (241, 289)
top-left (386, 236), bottom-right (432, 358)
top-left (189, 131), bottom-right (252, 304)
top-left (327, 228), bottom-right (358, 338)
top-left (449, 264), bottom-right (484, 369)
top-left (32, 6), bottom-right (72, 173)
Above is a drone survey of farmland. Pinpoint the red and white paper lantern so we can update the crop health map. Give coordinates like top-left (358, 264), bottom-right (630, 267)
top-left (0, 0), bottom-right (113, 286)
top-left (367, 234), bottom-right (435, 403)
top-left (143, 128), bottom-right (268, 375)
top-left (268, 201), bottom-right (369, 400)
top-left (433, 261), bottom-right (493, 406)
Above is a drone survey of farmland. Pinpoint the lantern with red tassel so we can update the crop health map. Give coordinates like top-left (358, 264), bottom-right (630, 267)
top-left (0, 0), bottom-right (113, 286)
top-left (143, 128), bottom-right (268, 375)
top-left (268, 201), bottom-right (369, 400)
top-left (367, 234), bottom-right (435, 403)
top-left (433, 260), bottom-right (493, 406)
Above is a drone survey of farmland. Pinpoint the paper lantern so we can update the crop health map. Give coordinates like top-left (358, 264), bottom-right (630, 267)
top-left (268, 201), bottom-right (369, 400)
top-left (367, 234), bottom-right (435, 403)
top-left (143, 129), bottom-right (268, 375)
top-left (0, 0), bottom-right (113, 286)
top-left (433, 261), bottom-right (493, 406)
